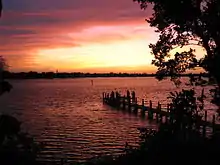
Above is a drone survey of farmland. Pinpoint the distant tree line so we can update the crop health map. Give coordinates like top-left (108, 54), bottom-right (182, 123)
top-left (2, 71), bottom-right (210, 79)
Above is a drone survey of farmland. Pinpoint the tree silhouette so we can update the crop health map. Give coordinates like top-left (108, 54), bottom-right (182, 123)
top-left (0, 1), bottom-right (12, 95)
top-left (134, 0), bottom-right (220, 86)
top-left (0, 59), bottom-right (40, 165)
top-left (0, 0), bottom-right (2, 17)
top-left (0, 57), bottom-right (12, 95)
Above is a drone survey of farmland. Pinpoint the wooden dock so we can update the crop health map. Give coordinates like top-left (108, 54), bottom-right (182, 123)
top-left (102, 90), bottom-right (220, 137)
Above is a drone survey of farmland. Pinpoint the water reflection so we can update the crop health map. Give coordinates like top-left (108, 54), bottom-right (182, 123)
top-left (0, 78), bottom-right (217, 162)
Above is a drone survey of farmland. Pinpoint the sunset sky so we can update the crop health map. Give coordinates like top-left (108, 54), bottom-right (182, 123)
top-left (0, 0), bottom-right (205, 73)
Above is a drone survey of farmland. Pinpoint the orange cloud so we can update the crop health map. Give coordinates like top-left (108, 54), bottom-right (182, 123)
top-left (1, 0), bottom-right (158, 72)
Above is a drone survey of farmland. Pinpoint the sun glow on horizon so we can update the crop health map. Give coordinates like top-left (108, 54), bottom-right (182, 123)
top-left (36, 38), bottom-right (154, 72)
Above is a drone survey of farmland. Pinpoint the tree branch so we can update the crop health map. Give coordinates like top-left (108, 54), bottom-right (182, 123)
top-left (172, 43), bottom-right (202, 50)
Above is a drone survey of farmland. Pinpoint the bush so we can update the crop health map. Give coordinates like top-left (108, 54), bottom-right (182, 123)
top-left (0, 114), bottom-right (42, 165)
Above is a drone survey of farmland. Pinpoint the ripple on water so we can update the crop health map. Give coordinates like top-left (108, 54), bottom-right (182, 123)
top-left (0, 78), bottom-right (217, 163)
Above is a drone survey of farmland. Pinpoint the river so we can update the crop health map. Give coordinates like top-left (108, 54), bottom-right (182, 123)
top-left (0, 77), bottom-right (217, 163)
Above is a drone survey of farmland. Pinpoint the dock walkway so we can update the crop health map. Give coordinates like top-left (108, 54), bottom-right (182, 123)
top-left (102, 90), bottom-right (220, 137)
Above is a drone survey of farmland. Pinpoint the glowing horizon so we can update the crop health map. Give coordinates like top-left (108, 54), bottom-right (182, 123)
top-left (35, 28), bottom-right (156, 72)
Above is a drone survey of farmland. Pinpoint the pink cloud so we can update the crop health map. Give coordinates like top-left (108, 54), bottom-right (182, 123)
top-left (0, 0), bottom-right (154, 72)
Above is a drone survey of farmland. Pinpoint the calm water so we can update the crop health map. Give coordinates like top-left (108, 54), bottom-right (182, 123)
top-left (0, 77), bottom-right (217, 163)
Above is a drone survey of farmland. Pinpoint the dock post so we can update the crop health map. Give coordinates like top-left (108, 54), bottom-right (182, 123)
top-left (202, 111), bottom-right (207, 137)
top-left (115, 91), bottom-right (121, 108)
top-left (128, 96), bottom-right (131, 112)
top-left (148, 100), bottom-right (153, 120)
top-left (126, 90), bottom-right (130, 99)
top-left (133, 97), bottom-right (138, 114)
top-left (114, 92), bottom-right (117, 107)
top-left (102, 92), bottom-right (105, 103)
top-left (131, 91), bottom-right (136, 104)
top-left (122, 95), bottom-right (126, 110)
top-left (141, 99), bottom-right (145, 116)
top-left (212, 114), bottom-right (216, 135)
top-left (126, 90), bottom-right (131, 111)
top-left (105, 93), bottom-right (108, 104)
top-left (111, 91), bottom-right (115, 107)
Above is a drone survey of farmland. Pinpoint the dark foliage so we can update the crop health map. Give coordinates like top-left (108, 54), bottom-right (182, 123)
top-left (0, 115), bottom-right (41, 165)
top-left (134, 0), bottom-right (220, 102)
top-left (84, 89), bottom-right (220, 165)
top-left (0, 0), bottom-right (2, 16)
top-left (0, 57), bottom-right (41, 165)
top-left (0, 57), bottom-right (12, 95)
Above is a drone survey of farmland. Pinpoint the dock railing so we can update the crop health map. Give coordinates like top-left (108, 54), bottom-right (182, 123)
top-left (102, 90), bottom-right (220, 137)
